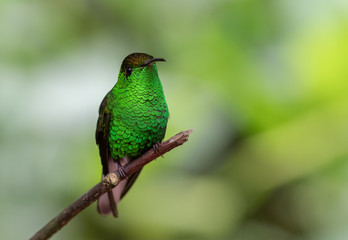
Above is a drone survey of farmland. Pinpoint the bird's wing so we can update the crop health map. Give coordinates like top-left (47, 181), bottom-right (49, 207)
top-left (96, 92), bottom-right (122, 217)
top-left (95, 92), bottom-right (111, 176)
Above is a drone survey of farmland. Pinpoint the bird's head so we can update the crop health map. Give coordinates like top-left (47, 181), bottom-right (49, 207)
top-left (118, 53), bottom-right (166, 84)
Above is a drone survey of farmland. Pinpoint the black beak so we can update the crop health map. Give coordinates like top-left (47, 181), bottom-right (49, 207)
top-left (140, 57), bottom-right (166, 67)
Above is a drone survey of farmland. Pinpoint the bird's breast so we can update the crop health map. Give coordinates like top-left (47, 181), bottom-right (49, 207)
top-left (108, 94), bottom-right (168, 159)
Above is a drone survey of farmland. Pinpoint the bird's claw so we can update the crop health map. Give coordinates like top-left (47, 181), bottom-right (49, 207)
top-left (153, 142), bottom-right (163, 157)
top-left (118, 166), bottom-right (127, 180)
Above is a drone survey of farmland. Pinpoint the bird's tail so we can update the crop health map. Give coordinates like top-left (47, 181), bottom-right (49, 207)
top-left (97, 158), bottom-right (128, 217)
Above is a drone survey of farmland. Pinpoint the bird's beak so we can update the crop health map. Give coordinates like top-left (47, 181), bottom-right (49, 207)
top-left (140, 57), bottom-right (166, 67)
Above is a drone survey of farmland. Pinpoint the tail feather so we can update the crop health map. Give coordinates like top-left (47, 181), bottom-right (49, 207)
top-left (97, 156), bottom-right (142, 217)
top-left (97, 157), bottom-right (128, 217)
top-left (97, 179), bottom-right (127, 217)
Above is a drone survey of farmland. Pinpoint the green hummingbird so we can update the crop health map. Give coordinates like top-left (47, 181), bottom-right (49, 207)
top-left (96, 53), bottom-right (169, 217)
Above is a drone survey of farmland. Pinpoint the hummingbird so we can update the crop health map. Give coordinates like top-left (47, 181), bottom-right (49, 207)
top-left (95, 53), bottom-right (169, 217)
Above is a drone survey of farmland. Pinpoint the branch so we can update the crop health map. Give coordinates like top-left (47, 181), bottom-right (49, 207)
top-left (30, 129), bottom-right (193, 240)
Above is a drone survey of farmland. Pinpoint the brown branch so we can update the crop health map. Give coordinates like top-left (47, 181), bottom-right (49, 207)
top-left (30, 129), bottom-right (193, 240)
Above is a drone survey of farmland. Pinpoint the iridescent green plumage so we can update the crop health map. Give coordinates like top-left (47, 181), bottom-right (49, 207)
top-left (96, 53), bottom-right (169, 217)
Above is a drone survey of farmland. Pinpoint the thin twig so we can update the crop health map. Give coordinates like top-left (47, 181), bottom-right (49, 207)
top-left (30, 129), bottom-right (193, 240)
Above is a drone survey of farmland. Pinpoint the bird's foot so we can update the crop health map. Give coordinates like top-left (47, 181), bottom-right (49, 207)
top-left (118, 156), bottom-right (130, 180)
top-left (153, 142), bottom-right (163, 157)
top-left (118, 166), bottom-right (127, 180)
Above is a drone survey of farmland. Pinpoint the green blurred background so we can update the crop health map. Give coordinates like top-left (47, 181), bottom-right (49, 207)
top-left (1, 0), bottom-right (348, 239)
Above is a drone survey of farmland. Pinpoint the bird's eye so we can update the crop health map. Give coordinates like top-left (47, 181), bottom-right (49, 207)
top-left (126, 67), bottom-right (132, 77)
